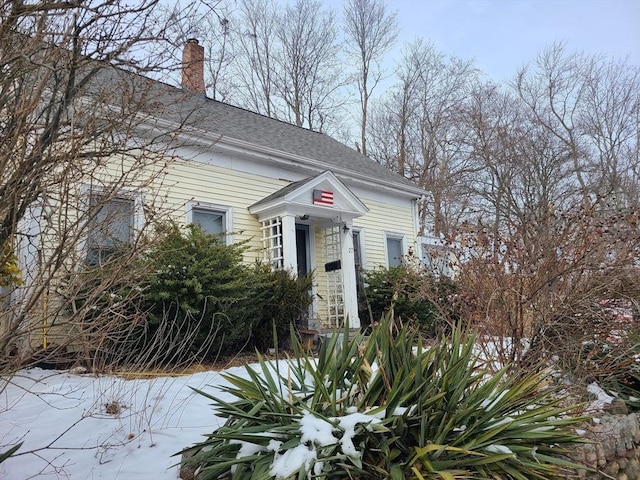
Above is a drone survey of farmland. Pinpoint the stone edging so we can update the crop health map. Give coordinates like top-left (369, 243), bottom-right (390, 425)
top-left (569, 412), bottom-right (640, 479)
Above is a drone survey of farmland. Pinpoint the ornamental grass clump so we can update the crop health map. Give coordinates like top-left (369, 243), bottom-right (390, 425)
top-left (181, 316), bottom-right (589, 479)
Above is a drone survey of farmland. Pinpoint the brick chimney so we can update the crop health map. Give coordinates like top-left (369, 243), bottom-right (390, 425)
top-left (182, 38), bottom-right (205, 95)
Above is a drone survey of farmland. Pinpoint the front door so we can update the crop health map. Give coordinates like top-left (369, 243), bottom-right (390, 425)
top-left (296, 223), bottom-right (312, 328)
top-left (295, 224), bottom-right (311, 278)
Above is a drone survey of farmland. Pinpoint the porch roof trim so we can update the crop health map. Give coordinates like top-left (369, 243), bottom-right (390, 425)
top-left (248, 170), bottom-right (369, 222)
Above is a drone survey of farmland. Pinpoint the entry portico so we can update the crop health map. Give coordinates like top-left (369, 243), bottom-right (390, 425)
top-left (249, 171), bottom-right (369, 329)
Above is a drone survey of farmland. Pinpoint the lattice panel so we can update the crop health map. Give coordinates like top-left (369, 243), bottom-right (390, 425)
top-left (260, 217), bottom-right (283, 270)
top-left (323, 225), bottom-right (344, 327)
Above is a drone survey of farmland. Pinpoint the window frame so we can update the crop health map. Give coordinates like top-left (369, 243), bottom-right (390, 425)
top-left (187, 201), bottom-right (233, 242)
top-left (384, 232), bottom-right (406, 268)
top-left (84, 188), bottom-right (143, 266)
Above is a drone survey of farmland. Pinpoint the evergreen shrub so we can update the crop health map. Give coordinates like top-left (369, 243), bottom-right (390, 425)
top-left (143, 223), bottom-right (265, 359)
top-left (251, 264), bottom-right (313, 351)
top-left (69, 222), bottom-right (314, 366)
top-left (363, 265), bottom-right (458, 335)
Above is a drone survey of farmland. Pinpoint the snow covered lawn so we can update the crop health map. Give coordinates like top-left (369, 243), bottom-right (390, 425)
top-left (0, 366), bottom-right (250, 479)
top-left (0, 358), bottom-right (619, 479)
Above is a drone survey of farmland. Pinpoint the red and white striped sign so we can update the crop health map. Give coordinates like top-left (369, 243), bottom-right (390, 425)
top-left (313, 189), bottom-right (334, 206)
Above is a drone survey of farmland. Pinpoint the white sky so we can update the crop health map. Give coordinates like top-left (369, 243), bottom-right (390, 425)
top-left (333, 0), bottom-right (640, 83)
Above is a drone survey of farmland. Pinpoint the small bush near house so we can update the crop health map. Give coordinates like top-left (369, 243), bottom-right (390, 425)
top-left (143, 223), bottom-right (267, 360)
top-left (142, 223), bottom-right (314, 359)
top-left (67, 222), bottom-right (314, 368)
top-left (362, 265), bottom-right (458, 335)
top-left (250, 264), bottom-right (313, 352)
top-left (180, 316), bottom-right (589, 480)
top-left (68, 222), bottom-right (260, 367)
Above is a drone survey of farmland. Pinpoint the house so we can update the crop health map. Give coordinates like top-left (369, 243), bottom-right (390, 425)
top-left (10, 39), bottom-right (428, 334)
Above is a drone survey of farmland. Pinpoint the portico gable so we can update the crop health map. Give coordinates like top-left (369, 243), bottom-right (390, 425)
top-left (249, 170), bottom-right (369, 329)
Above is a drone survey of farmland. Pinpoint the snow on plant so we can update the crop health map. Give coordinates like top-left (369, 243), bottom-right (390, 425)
top-left (180, 316), bottom-right (591, 479)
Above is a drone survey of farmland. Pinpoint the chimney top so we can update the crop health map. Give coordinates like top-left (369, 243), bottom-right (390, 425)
top-left (182, 39), bottom-right (205, 95)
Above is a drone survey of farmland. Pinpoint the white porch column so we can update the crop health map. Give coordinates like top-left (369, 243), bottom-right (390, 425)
top-left (340, 221), bottom-right (360, 328)
top-left (281, 214), bottom-right (298, 274)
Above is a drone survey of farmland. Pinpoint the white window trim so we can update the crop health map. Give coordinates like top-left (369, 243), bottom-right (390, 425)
top-left (187, 201), bottom-right (233, 243)
top-left (384, 231), bottom-right (406, 268)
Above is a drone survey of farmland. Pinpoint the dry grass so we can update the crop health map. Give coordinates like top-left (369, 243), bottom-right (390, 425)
top-left (111, 352), bottom-right (272, 379)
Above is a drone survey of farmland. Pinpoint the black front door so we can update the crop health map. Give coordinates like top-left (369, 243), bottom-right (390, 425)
top-left (295, 224), bottom-right (310, 278)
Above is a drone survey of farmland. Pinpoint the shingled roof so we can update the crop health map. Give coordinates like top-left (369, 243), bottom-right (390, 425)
top-left (171, 92), bottom-right (424, 195)
top-left (89, 58), bottom-right (425, 196)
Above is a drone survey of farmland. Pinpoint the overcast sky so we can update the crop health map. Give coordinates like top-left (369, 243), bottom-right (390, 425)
top-left (341, 0), bottom-right (640, 83)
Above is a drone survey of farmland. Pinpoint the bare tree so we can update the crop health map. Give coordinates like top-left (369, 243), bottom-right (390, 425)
top-left (234, 0), bottom-right (280, 116)
top-left (448, 45), bottom-right (640, 374)
top-left (150, 0), bottom-right (353, 135)
top-left (515, 43), bottom-right (640, 209)
top-left (581, 55), bottom-right (640, 208)
top-left (273, 0), bottom-right (345, 131)
top-left (343, 0), bottom-right (397, 156)
top-left (462, 83), bottom-right (578, 246)
top-left (0, 0), bottom-right (211, 372)
top-left (156, 1), bottom-right (236, 101)
top-left (369, 40), bottom-right (480, 235)
top-left (367, 46), bottom-right (423, 177)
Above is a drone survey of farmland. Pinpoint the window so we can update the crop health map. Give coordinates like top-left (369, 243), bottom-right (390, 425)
top-left (386, 234), bottom-right (404, 268)
top-left (188, 203), bottom-right (231, 241)
top-left (192, 207), bottom-right (225, 235)
top-left (86, 195), bottom-right (134, 265)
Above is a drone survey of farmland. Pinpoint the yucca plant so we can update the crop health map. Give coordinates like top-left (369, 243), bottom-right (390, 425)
top-left (0, 442), bottom-right (21, 464)
top-left (180, 316), bottom-right (590, 479)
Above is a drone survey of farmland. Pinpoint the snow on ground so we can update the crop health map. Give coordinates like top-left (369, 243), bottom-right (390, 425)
top-left (0, 366), bottom-right (249, 479)
top-left (586, 382), bottom-right (616, 411)
top-left (0, 356), bottom-right (619, 479)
